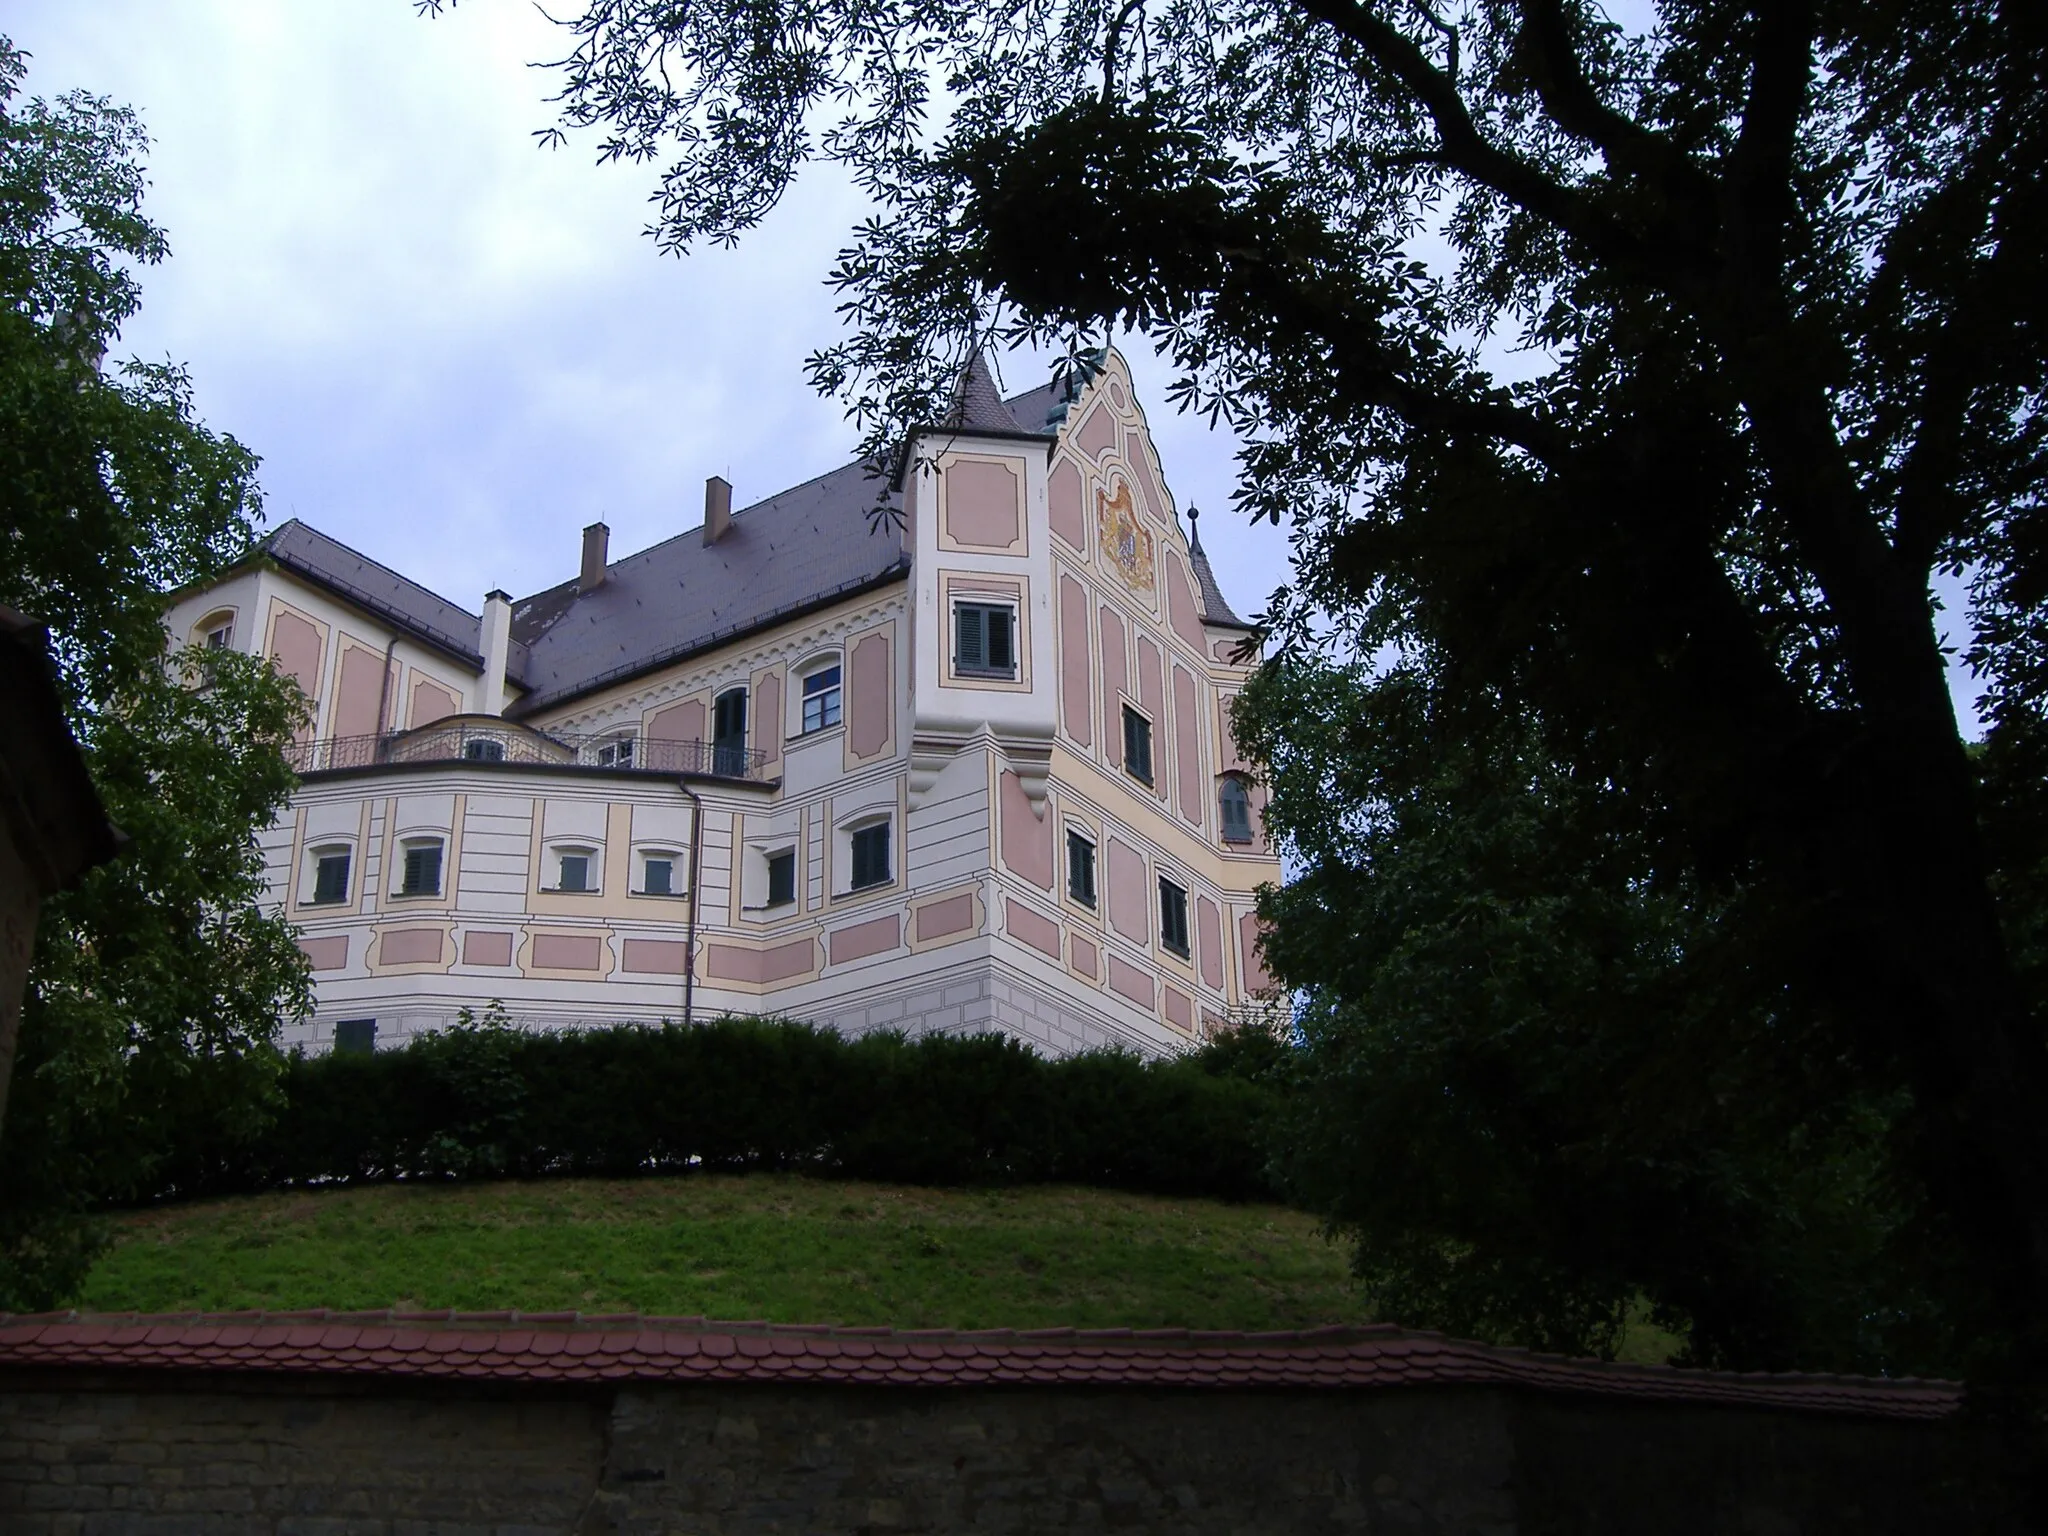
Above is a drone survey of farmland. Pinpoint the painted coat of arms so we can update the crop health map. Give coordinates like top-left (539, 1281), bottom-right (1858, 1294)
top-left (1096, 480), bottom-right (1155, 592)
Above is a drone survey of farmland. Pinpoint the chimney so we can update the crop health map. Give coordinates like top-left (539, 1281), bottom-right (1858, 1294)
top-left (479, 589), bottom-right (513, 716)
top-left (703, 476), bottom-right (733, 546)
top-left (579, 521), bottom-right (609, 594)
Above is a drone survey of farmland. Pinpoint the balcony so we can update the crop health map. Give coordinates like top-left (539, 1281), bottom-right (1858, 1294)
top-left (284, 718), bottom-right (773, 782)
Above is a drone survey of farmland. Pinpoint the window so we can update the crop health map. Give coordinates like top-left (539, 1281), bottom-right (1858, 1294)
top-left (1220, 777), bottom-right (1254, 843)
top-left (1122, 706), bottom-right (1154, 786)
top-left (767, 849), bottom-right (797, 907)
top-left (802, 664), bottom-right (842, 733)
top-left (641, 853), bottom-right (676, 897)
top-left (1158, 877), bottom-right (1191, 958)
top-left (398, 840), bottom-right (443, 897)
top-left (204, 621), bottom-right (234, 650)
top-left (334, 1019), bottom-right (377, 1055)
top-left (595, 733), bottom-right (636, 768)
top-left (554, 847), bottom-right (595, 893)
top-left (309, 847), bottom-right (351, 905)
top-left (463, 737), bottom-right (505, 763)
top-left (713, 687), bottom-right (748, 775)
top-left (1066, 830), bottom-right (1097, 908)
top-left (849, 822), bottom-right (891, 891)
top-left (953, 601), bottom-right (1016, 678)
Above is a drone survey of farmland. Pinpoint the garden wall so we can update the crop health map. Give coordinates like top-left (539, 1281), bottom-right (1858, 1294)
top-left (0, 1313), bottom-right (2019, 1534)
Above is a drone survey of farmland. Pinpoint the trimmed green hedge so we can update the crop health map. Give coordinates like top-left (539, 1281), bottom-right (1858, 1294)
top-left (151, 1016), bottom-right (1288, 1203)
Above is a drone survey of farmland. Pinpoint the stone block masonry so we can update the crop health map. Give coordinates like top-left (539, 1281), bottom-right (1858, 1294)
top-left (0, 1314), bottom-right (2018, 1534)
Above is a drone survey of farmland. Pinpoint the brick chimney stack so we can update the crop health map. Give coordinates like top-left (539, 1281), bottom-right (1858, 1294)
top-left (579, 521), bottom-right (609, 594)
top-left (703, 477), bottom-right (733, 546)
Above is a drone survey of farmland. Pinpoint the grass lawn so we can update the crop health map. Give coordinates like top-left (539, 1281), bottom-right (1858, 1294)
top-left (76, 1176), bottom-right (1367, 1333)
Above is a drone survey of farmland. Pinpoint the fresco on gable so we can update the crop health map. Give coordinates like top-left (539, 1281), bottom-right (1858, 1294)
top-left (1097, 480), bottom-right (1155, 594)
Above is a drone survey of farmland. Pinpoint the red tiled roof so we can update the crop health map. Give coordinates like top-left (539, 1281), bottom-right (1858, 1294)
top-left (0, 1313), bottom-right (1959, 1420)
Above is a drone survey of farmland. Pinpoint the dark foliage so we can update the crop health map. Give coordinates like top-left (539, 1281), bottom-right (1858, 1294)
top-left (143, 1015), bottom-right (1284, 1204)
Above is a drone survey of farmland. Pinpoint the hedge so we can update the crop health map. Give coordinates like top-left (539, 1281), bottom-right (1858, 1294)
top-left (147, 1015), bottom-right (1289, 1204)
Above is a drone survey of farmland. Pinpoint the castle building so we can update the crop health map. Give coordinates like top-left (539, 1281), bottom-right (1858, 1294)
top-left (161, 351), bottom-right (1280, 1056)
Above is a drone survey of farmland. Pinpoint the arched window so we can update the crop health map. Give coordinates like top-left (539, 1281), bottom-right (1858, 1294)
top-left (713, 686), bottom-right (748, 774)
top-left (1219, 776), bottom-right (1254, 844)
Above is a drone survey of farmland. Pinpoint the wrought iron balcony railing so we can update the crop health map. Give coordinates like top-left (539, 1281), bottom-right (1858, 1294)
top-left (285, 723), bottom-right (772, 782)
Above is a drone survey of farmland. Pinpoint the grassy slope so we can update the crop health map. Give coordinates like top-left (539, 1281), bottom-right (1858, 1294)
top-left (78, 1176), bottom-right (1366, 1332)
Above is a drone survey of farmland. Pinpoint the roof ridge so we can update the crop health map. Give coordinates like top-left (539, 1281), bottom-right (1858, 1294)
top-left (268, 519), bottom-right (480, 625)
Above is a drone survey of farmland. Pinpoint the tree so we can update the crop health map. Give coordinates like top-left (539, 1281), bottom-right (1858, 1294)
top-left (462, 0), bottom-right (2047, 1373)
top-left (0, 38), bottom-right (309, 1307)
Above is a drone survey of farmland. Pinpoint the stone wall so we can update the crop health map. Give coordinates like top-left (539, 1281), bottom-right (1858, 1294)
top-left (0, 1372), bottom-right (2016, 1535)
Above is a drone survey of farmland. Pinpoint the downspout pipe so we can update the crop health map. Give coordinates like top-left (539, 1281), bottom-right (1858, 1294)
top-left (677, 780), bottom-right (704, 1027)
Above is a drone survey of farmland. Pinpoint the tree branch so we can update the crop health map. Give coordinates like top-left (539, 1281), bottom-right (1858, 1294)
top-left (1720, 1), bottom-right (1814, 297)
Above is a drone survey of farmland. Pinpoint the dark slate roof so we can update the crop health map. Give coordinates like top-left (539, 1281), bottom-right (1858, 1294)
top-left (1186, 508), bottom-right (1253, 630)
top-left (945, 352), bottom-right (1024, 434)
top-left (507, 457), bottom-right (907, 715)
top-left (259, 519), bottom-right (505, 673)
top-left (0, 1311), bottom-right (1963, 1418)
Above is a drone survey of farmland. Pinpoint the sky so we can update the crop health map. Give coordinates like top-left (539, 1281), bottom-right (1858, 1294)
top-left (9, 1), bottom-right (1983, 730)
top-left (8, 0), bottom-right (1288, 626)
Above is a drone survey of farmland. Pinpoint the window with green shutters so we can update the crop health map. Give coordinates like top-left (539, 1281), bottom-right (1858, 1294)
top-left (849, 823), bottom-right (891, 890)
top-left (399, 841), bottom-right (442, 897)
top-left (1122, 706), bottom-right (1153, 786)
top-left (1158, 877), bottom-right (1191, 958)
top-left (1066, 830), bottom-right (1097, 908)
top-left (767, 849), bottom-right (797, 906)
top-left (953, 601), bottom-right (1016, 678)
top-left (642, 855), bottom-right (674, 896)
top-left (311, 848), bottom-right (350, 905)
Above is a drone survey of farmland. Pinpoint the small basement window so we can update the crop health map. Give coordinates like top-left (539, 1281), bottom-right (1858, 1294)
top-left (1122, 706), bottom-right (1154, 787)
top-left (640, 851), bottom-right (679, 897)
top-left (309, 846), bottom-right (351, 905)
top-left (553, 846), bottom-right (597, 893)
top-left (334, 1019), bottom-right (377, 1055)
top-left (849, 822), bottom-right (891, 891)
top-left (802, 664), bottom-right (842, 733)
top-left (1158, 877), bottom-right (1191, 959)
top-left (953, 601), bottom-right (1016, 679)
top-left (1066, 830), bottom-right (1097, 909)
top-left (398, 839), bottom-right (443, 898)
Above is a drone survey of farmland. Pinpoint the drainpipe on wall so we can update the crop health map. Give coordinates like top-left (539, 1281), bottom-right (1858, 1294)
top-left (372, 635), bottom-right (400, 757)
top-left (677, 780), bottom-right (704, 1027)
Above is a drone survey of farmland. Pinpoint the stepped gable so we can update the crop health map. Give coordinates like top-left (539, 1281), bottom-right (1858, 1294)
top-left (507, 458), bottom-right (908, 716)
top-left (0, 1311), bottom-right (1961, 1420)
top-left (258, 518), bottom-right (526, 674)
top-left (1185, 508), bottom-right (1252, 631)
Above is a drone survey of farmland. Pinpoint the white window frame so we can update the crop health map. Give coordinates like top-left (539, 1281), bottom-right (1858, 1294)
top-left (193, 608), bottom-right (236, 652)
top-left (799, 660), bottom-right (843, 735)
top-left (593, 732), bottom-right (638, 768)
top-left (951, 599), bottom-right (1018, 679)
top-left (636, 847), bottom-right (683, 897)
top-left (547, 843), bottom-right (601, 894)
top-left (394, 836), bottom-right (445, 899)
top-left (303, 842), bottom-right (353, 907)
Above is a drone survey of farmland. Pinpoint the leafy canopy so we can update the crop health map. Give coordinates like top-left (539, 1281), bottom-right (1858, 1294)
top-left (449, 0), bottom-right (2048, 1375)
top-left (0, 37), bottom-right (309, 1308)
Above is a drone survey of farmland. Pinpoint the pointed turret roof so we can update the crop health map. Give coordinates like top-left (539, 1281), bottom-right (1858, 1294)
top-left (944, 351), bottom-right (1024, 435)
top-left (1186, 506), bottom-right (1253, 630)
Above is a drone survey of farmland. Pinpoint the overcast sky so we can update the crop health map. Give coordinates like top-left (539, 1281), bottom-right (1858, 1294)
top-left (9, 1), bottom-right (1288, 627)
top-left (10, 2), bottom-right (1983, 730)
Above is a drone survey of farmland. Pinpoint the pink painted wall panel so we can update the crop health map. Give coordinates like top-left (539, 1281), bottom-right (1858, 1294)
top-left (1162, 985), bottom-right (1194, 1034)
top-left (1004, 899), bottom-right (1062, 960)
top-left (380, 928), bottom-right (443, 966)
top-left (999, 770), bottom-right (1053, 890)
top-left (463, 931), bottom-right (514, 967)
top-left (1049, 458), bottom-right (1085, 549)
top-left (849, 629), bottom-right (892, 759)
top-left (1108, 953), bottom-right (1154, 1008)
top-left (621, 938), bottom-right (689, 974)
top-left (760, 937), bottom-right (819, 984)
top-left (532, 933), bottom-right (602, 971)
top-left (829, 914), bottom-right (900, 965)
top-left (1196, 895), bottom-right (1224, 991)
top-left (1165, 558), bottom-right (1206, 653)
top-left (333, 647), bottom-right (386, 738)
top-left (1069, 932), bottom-right (1099, 980)
top-left (916, 892), bottom-right (975, 942)
top-left (1100, 607), bottom-right (1127, 768)
top-left (1138, 636), bottom-right (1165, 799)
top-left (1074, 401), bottom-right (1117, 459)
top-left (648, 697), bottom-right (706, 745)
top-left (1173, 664), bottom-right (1203, 827)
top-left (706, 943), bottom-right (760, 983)
top-left (297, 935), bottom-right (347, 971)
top-left (1106, 838), bottom-right (1148, 944)
top-left (269, 610), bottom-right (322, 698)
top-left (944, 459), bottom-right (1022, 549)
top-left (1239, 911), bottom-right (1275, 995)
top-left (1218, 691), bottom-right (1250, 774)
top-left (1059, 575), bottom-right (1092, 747)
top-left (754, 669), bottom-right (783, 771)
top-left (410, 676), bottom-right (460, 728)
top-left (1130, 449), bottom-right (1174, 527)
